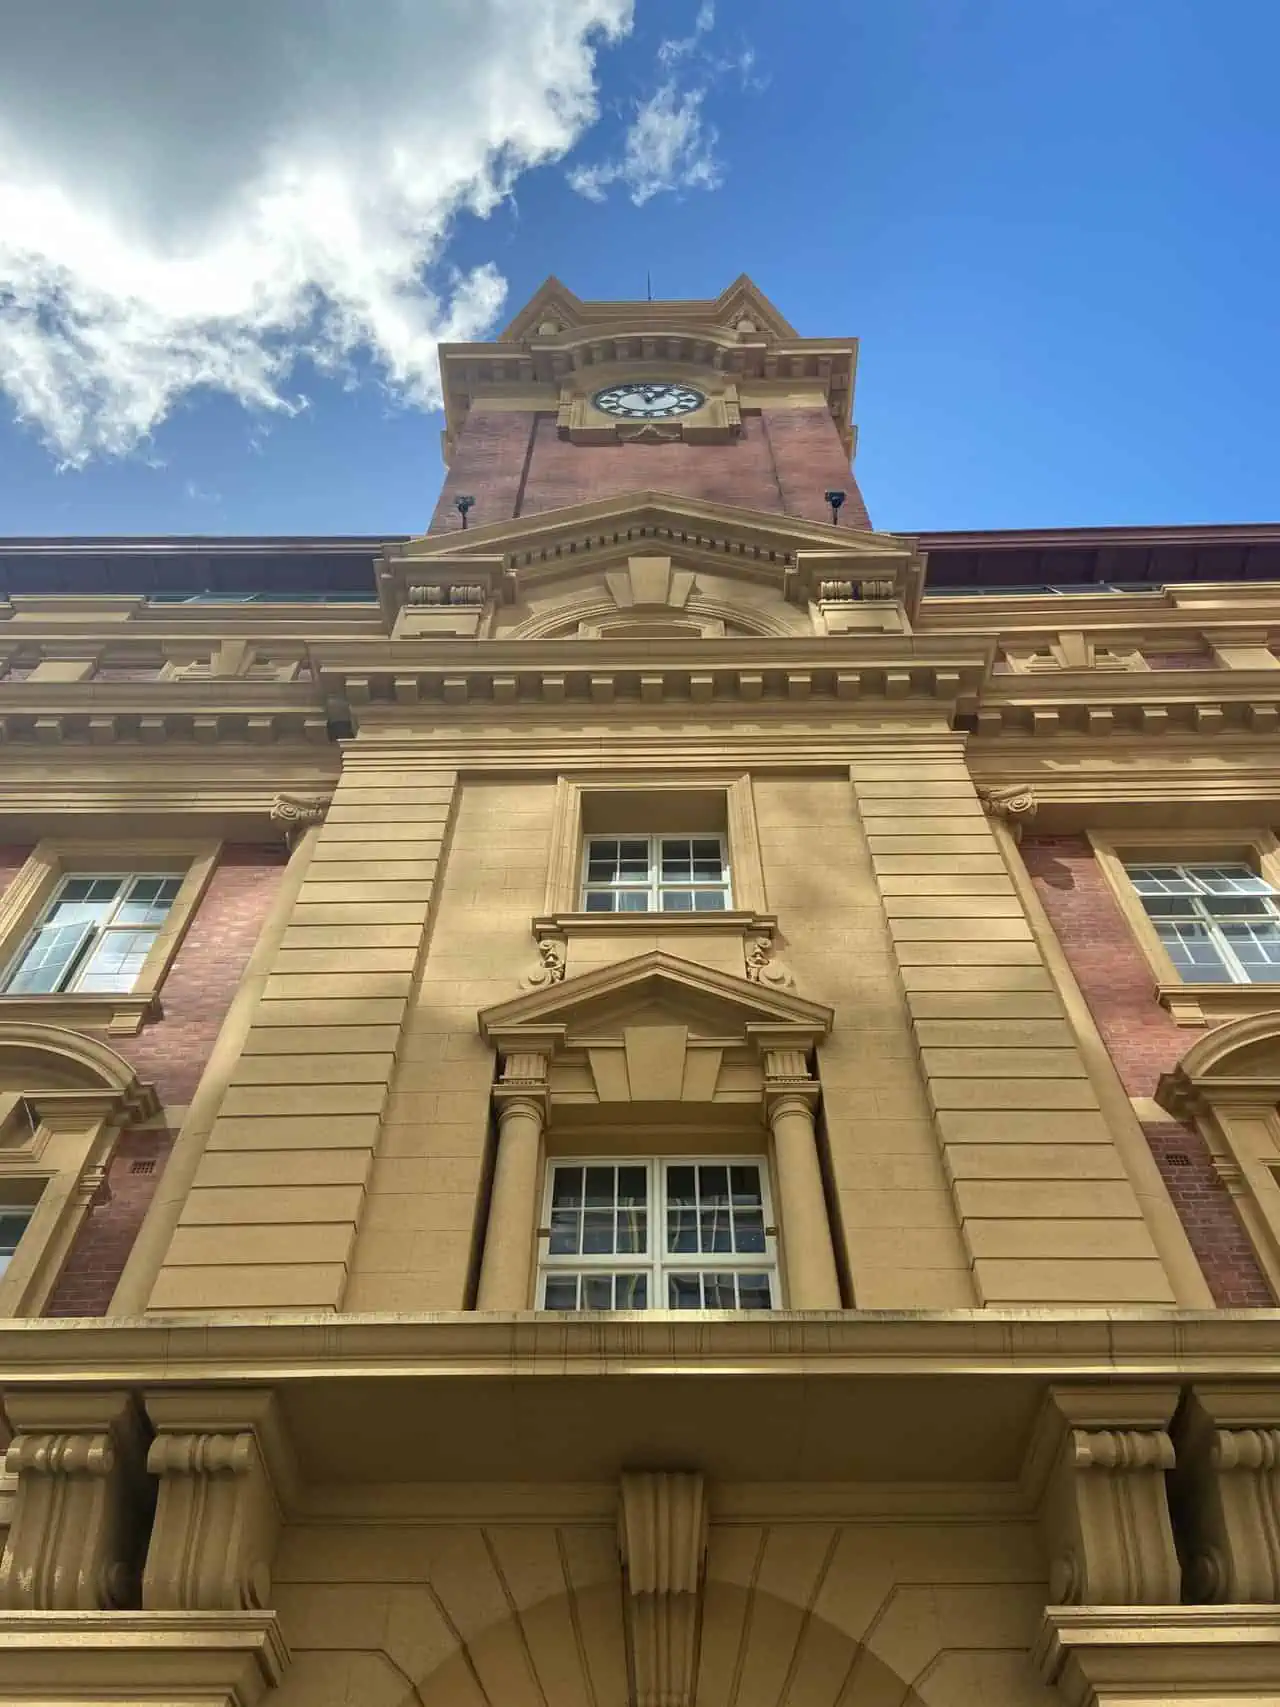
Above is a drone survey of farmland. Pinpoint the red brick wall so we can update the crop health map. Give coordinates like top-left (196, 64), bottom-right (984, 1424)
top-left (428, 406), bottom-right (871, 531)
top-left (760, 408), bottom-right (873, 528)
top-left (429, 409), bottom-right (537, 534)
top-left (43, 844), bottom-right (286, 1317)
top-left (1023, 834), bottom-right (1273, 1305)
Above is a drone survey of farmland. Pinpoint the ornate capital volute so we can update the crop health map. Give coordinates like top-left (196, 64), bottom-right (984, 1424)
top-left (1172, 1385), bottom-right (1280, 1603)
top-left (270, 792), bottom-right (331, 849)
top-left (618, 1470), bottom-right (708, 1707)
top-left (1023, 1385), bottom-right (1181, 1607)
top-left (0, 1389), bottom-right (152, 1611)
top-left (142, 1389), bottom-right (297, 1614)
top-left (978, 785), bottom-right (1038, 841)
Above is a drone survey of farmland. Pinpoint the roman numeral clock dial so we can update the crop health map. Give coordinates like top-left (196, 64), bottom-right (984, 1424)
top-left (591, 381), bottom-right (706, 420)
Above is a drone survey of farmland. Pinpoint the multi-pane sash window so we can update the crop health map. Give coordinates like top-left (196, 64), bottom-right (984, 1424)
top-left (4, 874), bottom-right (183, 995)
top-left (581, 836), bottom-right (731, 913)
top-left (1127, 863), bottom-right (1280, 983)
top-left (539, 1158), bottom-right (776, 1310)
top-left (0, 1207), bottom-right (31, 1278)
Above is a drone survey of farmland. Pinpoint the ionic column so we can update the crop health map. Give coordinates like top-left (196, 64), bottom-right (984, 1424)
top-left (477, 1096), bottom-right (544, 1311)
top-left (757, 1035), bottom-right (841, 1309)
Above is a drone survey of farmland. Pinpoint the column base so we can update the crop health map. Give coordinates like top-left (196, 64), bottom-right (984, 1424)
top-left (1037, 1604), bottom-right (1280, 1706)
top-left (0, 1609), bottom-right (287, 1706)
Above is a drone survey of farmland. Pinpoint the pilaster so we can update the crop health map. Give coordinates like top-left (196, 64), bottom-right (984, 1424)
top-left (147, 744), bottom-right (459, 1312)
top-left (849, 737), bottom-right (1177, 1306)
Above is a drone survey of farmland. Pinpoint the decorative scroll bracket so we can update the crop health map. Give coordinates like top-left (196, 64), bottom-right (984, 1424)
top-left (618, 1470), bottom-right (708, 1707)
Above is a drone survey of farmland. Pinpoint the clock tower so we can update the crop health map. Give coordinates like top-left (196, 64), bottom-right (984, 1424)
top-left (429, 274), bottom-right (871, 532)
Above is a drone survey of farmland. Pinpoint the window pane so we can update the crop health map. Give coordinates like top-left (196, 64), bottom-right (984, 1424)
top-left (668, 1273), bottom-right (703, 1309)
top-left (544, 1275), bottom-right (579, 1311)
top-left (1200, 895), bottom-right (1273, 919)
top-left (1141, 896), bottom-right (1198, 919)
top-left (581, 1273), bottom-right (616, 1310)
top-left (1155, 921), bottom-right (1233, 982)
top-left (1193, 866), bottom-right (1272, 895)
top-left (661, 839), bottom-right (694, 880)
top-left (666, 1166), bottom-right (698, 1252)
top-left (75, 928), bottom-right (158, 993)
top-left (615, 1273), bottom-right (648, 1310)
top-left (736, 1273), bottom-right (773, 1310)
top-left (0, 1210), bottom-right (31, 1277)
top-left (6, 919), bottom-right (93, 994)
top-left (1222, 922), bottom-right (1280, 980)
top-left (116, 875), bottom-right (182, 926)
top-left (583, 891), bottom-right (616, 912)
top-left (1127, 866), bottom-right (1196, 895)
top-left (616, 890), bottom-right (651, 913)
top-left (661, 890), bottom-right (694, 912)
top-left (698, 1165), bottom-right (733, 1254)
top-left (667, 1272), bottom-right (773, 1310)
top-left (731, 1165), bottom-right (767, 1252)
top-left (692, 890), bottom-right (726, 912)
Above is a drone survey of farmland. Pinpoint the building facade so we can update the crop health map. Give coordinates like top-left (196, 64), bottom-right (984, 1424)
top-left (1, 278), bottom-right (1280, 1704)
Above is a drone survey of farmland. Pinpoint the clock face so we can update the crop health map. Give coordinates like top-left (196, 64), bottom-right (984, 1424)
top-left (592, 380), bottom-right (706, 420)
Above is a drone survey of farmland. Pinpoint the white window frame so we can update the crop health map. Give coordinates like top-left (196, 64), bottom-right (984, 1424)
top-left (1126, 862), bottom-right (1280, 986)
top-left (537, 1156), bottom-right (778, 1311)
top-left (3, 872), bottom-right (185, 997)
top-left (580, 833), bottom-right (733, 914)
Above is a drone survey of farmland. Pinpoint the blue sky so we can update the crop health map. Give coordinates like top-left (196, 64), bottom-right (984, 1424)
top-left (1, 0), bottom-right (1277, 539)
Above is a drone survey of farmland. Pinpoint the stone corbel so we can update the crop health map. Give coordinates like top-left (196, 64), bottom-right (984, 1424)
top-left (978, 785), bottom-right (1038, 841)
top-left (618, 1471), bottom-right (708, 1707)
top-left (0, 1390), bottom-right (153, 1610)
top-left (142, 1390), bottom-right (298, 1613)
top-left (1172, 1385), bottom-right (1280, 1602)
top-left (270, 792), bottom-right (330, 850)
top-left (1023, 1386), bottom-right (1182, 1606)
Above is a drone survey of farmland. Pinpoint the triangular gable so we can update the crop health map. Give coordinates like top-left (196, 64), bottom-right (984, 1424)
top-left (499, 276), bottom-right (586, 342)
top-left (478, 950), bottom-right (832, 1047)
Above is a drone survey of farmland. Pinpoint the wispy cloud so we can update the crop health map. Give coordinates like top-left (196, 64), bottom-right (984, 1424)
top-left (0, 0), bottom-right (633, 466)
top-left (568, 1), bottom-right (745, 207)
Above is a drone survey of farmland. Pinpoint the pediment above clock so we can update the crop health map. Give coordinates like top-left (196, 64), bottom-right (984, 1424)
top-left (499, 274), bottom-right (797, 344)
top-left (378, 491), bottom-right (925, 632)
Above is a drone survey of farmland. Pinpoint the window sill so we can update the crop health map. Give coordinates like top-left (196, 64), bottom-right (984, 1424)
top-left (1158, 982), bottom-right (1280, 1027)
top-left (0, 991), bottom-right (160, 1036)
top-left (535, 911), bottom-right (778, 938)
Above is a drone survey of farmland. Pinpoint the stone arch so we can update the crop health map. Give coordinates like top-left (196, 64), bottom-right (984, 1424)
top-left (0, 1021), bottom-right (157, 1316)
top-left (508, 594), bottom-right (795, 641)
top-left (0, 1019), bottom-right (151, 1103)
top-left (396, 1585), bottom-right (932, 1707)
top-left (1157, 1007), bottom-right (1280, 1298)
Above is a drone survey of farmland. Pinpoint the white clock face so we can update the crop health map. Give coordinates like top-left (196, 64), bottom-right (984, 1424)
top-left (592, 380), bottom-right (705, 420)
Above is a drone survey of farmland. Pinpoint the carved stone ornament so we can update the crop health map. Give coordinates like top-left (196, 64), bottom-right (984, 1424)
top-left (519, 933), bottom-right (566, 991)
top-left (745, 933), bottom-right (794, 990)
top-left (0, 1390), bottom-right (153, 1611)
top-left (406, 583), bottom-right (487, 606)
top-left (978, 784), bottom-right (1038, 841)
top-left (142, 1389), bottom-right (297, 1614)
top-left (978, 784), bottom-right (1038, 824)
top-left (1173, 1385), bottom-right (1280, 1603)
top-left (1025, 1386), bottom-right (1181, 1607)
top-left (618, 1471), bottom-right (708, 1707)
top-left (270, 792), bottom-right (330, 840)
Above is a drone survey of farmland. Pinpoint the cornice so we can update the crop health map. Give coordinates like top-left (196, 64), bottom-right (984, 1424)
top-left (4, 1309), bottom-right (1280, 1380)
top-left (311, 632), bottom-right (990, 717)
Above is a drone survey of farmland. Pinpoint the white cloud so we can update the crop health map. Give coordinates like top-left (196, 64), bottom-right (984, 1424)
top-left (568, 0), bottom-right (742, 208)
top-left (568, 83), bottom-right (720, 205)
top-left (0, 0), bottom-right (633, 466)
